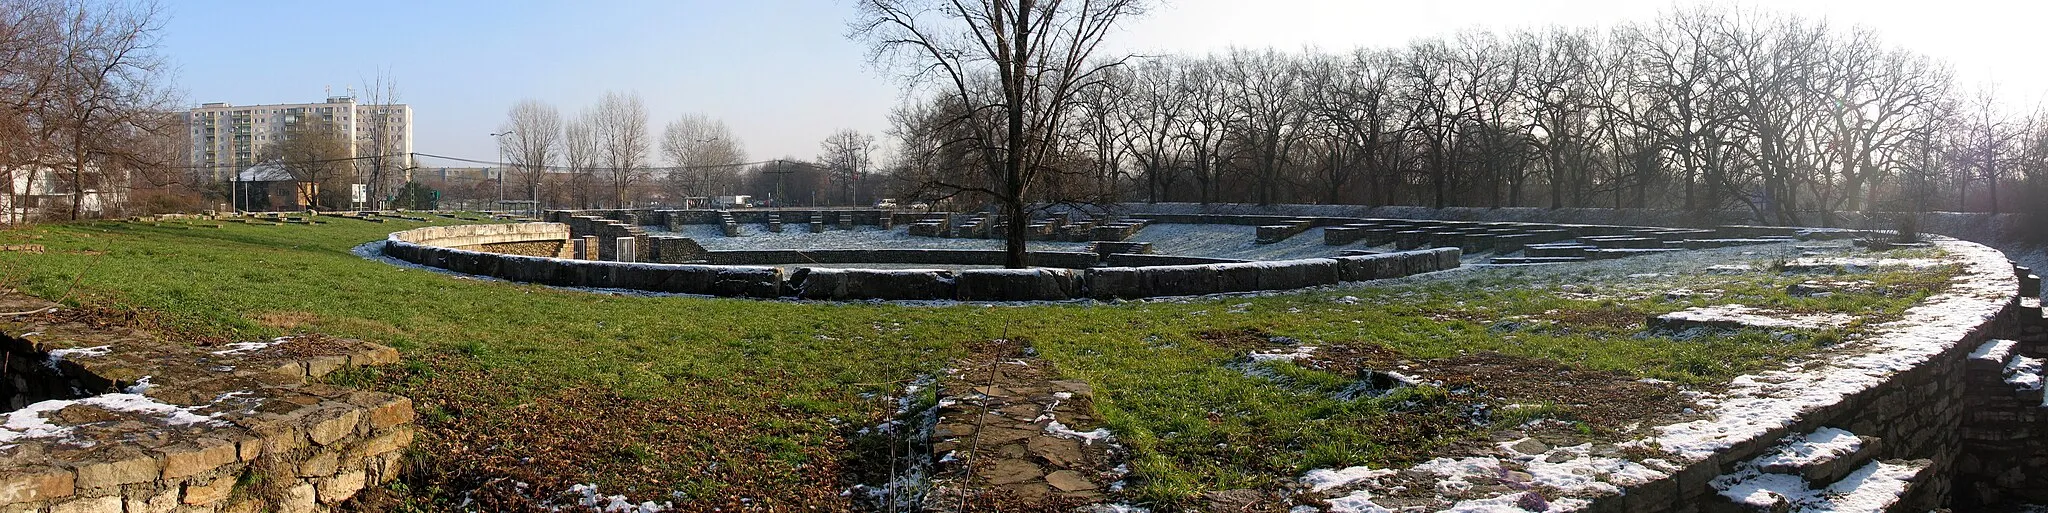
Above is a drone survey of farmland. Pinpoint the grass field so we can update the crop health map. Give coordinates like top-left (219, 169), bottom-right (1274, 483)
top-left (0, 217), bottom-right (1958, 511)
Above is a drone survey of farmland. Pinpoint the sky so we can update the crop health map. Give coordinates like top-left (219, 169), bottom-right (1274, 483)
top-left (159, 0), bottom-right (2048, 169)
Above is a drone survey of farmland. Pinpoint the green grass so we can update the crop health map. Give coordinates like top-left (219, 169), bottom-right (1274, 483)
top-left (0, 218), bottom-right (1958, 509)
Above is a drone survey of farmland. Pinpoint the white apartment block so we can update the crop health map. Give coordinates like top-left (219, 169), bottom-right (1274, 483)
top-left (187, 96), bottom-right (413, 182)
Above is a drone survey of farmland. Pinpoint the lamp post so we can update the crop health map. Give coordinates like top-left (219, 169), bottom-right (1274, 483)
top-left (490, 130), bottom-right (514, 213)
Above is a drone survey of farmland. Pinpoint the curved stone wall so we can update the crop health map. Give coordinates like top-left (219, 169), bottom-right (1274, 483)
top-left (1290, 236), bottom-right (2032, 511)
top-left (381, 224), bottom-right (1464, 301)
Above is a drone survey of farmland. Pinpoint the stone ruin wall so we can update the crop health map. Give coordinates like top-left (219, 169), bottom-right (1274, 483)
top-left (383, 222), bottom-right (1466, 301)
top-left (0, 291), bottom-right (417, 513)
top-left (380, 215), bottom-right (2048, 508)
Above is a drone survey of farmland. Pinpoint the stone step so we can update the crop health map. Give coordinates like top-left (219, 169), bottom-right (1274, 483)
top-left (1712, 426), bottom-right (1925, 513)
top-left (1586, 248), bottom-right (1686, 259)
top-left (1714, 458), bottom-right (1929, 513)
top-left (1524, 244), bottom-right (1592, 258)
top-left (1488, 256), bottom-right (1585, 265)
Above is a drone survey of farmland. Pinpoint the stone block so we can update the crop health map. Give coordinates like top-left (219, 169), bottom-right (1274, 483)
top-left (349, 344), bottom-right (401, 367)
top-left (48, 495), bottom-right (120, 513)
top-left (366, 396), bottom-right (415, 429)
top-left (125, 486), bottom-right (179, 513)
top-left (300, 450), bottom-right (339, 477)
top-left (316, 470), bottom-right (366, 504)
top-left (0, 467), bottom-right (74, 504)
top-left (955, 269), bottom-right (1079, 301)
top-left (304, 355), bottom-right (347, 378)
top-left (356, 426), bottom-right (416, 459)
top-left (307, 408), bottom-right (365, 446)
top-left (70, 447), bottom-right (159, 489)
top-left (159, 439), bottom-right (238, 480)
top-left (282, 481), bottom-right (317, 513)
top-left (181, 477), bottom-right (233, 505)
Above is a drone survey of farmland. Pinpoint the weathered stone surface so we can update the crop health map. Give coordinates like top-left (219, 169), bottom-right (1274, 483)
top-left (307, 408), bottom-right (364, 446)
top-left (281, 481), bottom-right (317, 513)
top-left (70, 447), bottom-right (159, 489)
top-left (1044, 470), bottom-right (1096, 492)
top-left (316, 470), bottom-right (366, 504)
top-left (0, 468), bottom-right (74, 504)
top-left (48, 495), bottom-right (120, 513)
top-left (124, 486), bottom-right (178, 513)
top-left (366, 396), bottom-right (415, 429)
top-left (299, 450), bottom-right (339, 477)
top-left (158, 440), bottom-right (237, 480)
top-left (981, 459), bottom-right (1043, 485)
top-left (356, 425), bottom-right (415, 459)
top-left (181, 477), bottom-right (233, 505)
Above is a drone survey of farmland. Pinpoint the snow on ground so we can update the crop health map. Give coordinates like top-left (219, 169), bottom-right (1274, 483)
top-left (657, 225), bottom-right (1093, 252)
top-left (1656, 304), bottom-right (1857, 330)
top-left (1302, 465), bottom-right (1397, 492)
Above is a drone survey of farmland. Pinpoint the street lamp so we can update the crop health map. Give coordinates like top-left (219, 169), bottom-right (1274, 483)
top-left (490, 131), bottom-right (514, 213)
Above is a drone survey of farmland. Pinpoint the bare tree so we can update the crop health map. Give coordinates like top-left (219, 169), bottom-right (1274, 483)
top-left (501, 99), bottom-right (562, 210)
top-left (658, 113), bottom-right (745, 204)
top-left (260, 116), bottom-right (352, 210)
top-left (590, 91), bottom-right (648, 208)
top-left (563, 117), bottom-right (599, 209)
top-left (42, 0), bottom-right (175, 220)
top-left (817, 129), bottom-right (876, 205)
top-left (854, 0), bottom-right (1148, 268)
top-left (354, 71), bottom-right (403, 209)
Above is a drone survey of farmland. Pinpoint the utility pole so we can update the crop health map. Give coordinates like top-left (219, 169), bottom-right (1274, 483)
top-left (490, 130), bottom-right (514, 213)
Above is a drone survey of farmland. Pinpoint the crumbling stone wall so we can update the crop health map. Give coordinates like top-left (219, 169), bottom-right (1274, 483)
top-left (0, 291), bottom-right (416, 513)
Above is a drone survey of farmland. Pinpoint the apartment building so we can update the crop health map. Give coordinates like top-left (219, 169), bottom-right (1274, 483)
top-left (187, 96), bottom-right (413, 183)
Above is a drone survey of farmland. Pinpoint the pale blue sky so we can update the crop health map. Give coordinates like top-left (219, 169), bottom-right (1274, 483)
top-left (160, 0), bottom-right (2048, 167)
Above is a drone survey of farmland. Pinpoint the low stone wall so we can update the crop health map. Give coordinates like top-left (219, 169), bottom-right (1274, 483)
top-left (1083, 248), bottom-right (1460, 300)
top-left (704, 249), bottom-right (1100, 269)
top-left (1291, 236), bottom-right (2025, 511)
top-left (0, 291), bottom-right (416, 513)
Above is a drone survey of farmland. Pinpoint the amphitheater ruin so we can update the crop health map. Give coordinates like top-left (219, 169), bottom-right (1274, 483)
top-left (3, 205), bottom-right (2046, 512)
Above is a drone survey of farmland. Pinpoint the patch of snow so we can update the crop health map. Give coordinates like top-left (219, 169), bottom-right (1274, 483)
top-left (44, 345), bottom-right (111, 368)
top-left (560, 483), bottom-right (671, 513)
top-left (1754, 428), bottom-right (1862, 471)
top-left (1044, 419), bottom-right (1115, 444)
top-left (123, 376), bottom-right (154, 394)
top-left (1713, 460), bottom-right (1924, 512)
top-left (1970, 339), bottom-right (2018, 362)
top-left (1413, 457), bottom-right (1502, 494)
top-left (1656, 304), bottom-right (1855, 330)
top-left (1301, 465), bottom-right (1397, 492)
top-left (211, 336), bottom-right (293, 355)
top-left (2, 391), bottom-right (248, 446)
top-left (2006, 355), bottom-right (2044, 391)
top-left (1247, 346), bottom-right (1319, 363)
top-left (1325, 489), bottom-right (1395, 513)
top-left (1087, 504), bottom-right (1151, 513)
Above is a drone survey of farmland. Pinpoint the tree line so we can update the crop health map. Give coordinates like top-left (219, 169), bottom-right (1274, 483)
top-left (877, 4), bottom-right (2048, 227)
top-left (0, 0), bottom-right (183, 222)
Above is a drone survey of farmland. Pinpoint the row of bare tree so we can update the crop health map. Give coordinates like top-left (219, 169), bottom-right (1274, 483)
top-left (0, 0), bottom-right (182, 222)
top-left (880, 5), bottom-right (2048, 227)
top-left (498, 92), bottom-right (749, 209)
